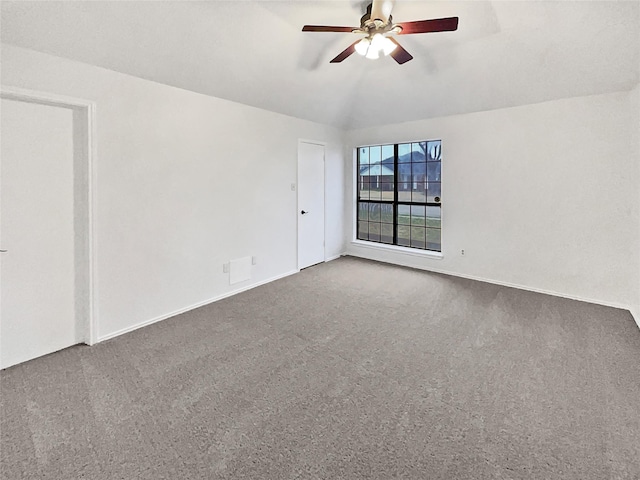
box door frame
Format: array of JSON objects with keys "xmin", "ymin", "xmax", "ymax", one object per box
[
  {"xmin": 1, "ymin": 86, "xmax": 98, "ymax": 346},
  {"xmin": 296, "ymin": 139, "xmax": 326, "ymax": 270}
]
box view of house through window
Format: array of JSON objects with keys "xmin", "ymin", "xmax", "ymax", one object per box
[{"xmin": 357, "ymin": 141, "xmax": 442, "ymax": 252}]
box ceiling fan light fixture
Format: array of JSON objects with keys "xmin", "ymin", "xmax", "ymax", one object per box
[
  {"xmin": 362, "ymin": 33, "xmax": 395, "ymax": 59},
  {"xmin": 365, "ymin": 46, "xmax": 380, "ymax": 60},
  {"xmin": 381, "ymin": 36, "xmax": 397, "ymax": 56},
  {"xmin": 370, "ymin": 33, "xmax": 385, "ymax": 52},
  {"xmin": 355, "ymin": 38, "xmax": 370, "ymax": 56}
]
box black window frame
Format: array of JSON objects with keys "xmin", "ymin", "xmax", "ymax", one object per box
[{"xmin": 356, "ymin": 140, "xmax": 442, "ymax": 252}]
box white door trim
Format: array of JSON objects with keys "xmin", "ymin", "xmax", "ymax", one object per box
[
  {"xmin": 1, "ymin": 85, "xmax": 98, "ymax": 346},
  {"xmin": 297, "ymin": 140, "xmax": 326, "ymax": 270}
]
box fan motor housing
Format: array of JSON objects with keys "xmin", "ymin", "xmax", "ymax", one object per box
[{"xmin": 361, "ymin": 3, "xmax": 392, "ymax": 30}]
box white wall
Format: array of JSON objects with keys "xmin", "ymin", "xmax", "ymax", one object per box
[
  {"xmin": 632, "ymin": 83, "xmax": 640, "ymax": 328},
  {"xmin": 1, "ymin": 44, "xmax": 345, "ymax": 341},
  {"xmin": 2, "ymin": 43, "xmax": 637, "ymax": 341},
  {"xmin": 346, "ymin": 89, "xmax": 640, "ymax": 321}
]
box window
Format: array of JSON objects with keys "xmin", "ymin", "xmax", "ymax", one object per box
[{"xmin": 356, "ymin": 140, "xmax": 442, "ymax": 252}]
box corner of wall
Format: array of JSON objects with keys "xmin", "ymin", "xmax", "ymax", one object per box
[{"xmin": 631, "ymin": 305, "xmax": 640, "ymax": 331}]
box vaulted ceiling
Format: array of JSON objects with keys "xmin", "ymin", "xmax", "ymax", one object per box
[{"xmin": 1, "ymin": 1, "xmax": 638, "ymax": 129}]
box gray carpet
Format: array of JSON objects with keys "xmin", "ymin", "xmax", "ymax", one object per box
[{"xmin": 2, "ymin": 256, "xmax": 639, "ymax": 479}]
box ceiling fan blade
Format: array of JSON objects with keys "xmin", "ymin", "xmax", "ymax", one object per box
[
  {"xmin": 397, "ymin": 17, "xmax": 459, "ymax": 35},
  {"xmin": 370, "ymin": 0, "xmax": 395, "ymax": 24},
  {"xmin": 388, "ymin": 38, "xmax": 413, "ymax": 64},
  {"xmin": 302, "ymin": 25, "xmax": 358, "ymax": 33},
  {"xmin": 330, "ymin": 40, "xmax": 361, "ymax": 63}
]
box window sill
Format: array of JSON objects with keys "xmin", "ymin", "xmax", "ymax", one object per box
[{"xmin": 350, "ymin": 240, "xmax": 444, "ymax": 260}]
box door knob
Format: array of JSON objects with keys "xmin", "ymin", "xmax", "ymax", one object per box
[{"xmin": 301, "ymin": 210, "xmax": 308, "ymax": 215}]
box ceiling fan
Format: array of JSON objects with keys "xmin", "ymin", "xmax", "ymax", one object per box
[{"xmin": 302, "ymin": 0, "xmax": 458, "ymax": 64}]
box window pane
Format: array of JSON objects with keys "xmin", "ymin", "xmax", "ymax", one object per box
[
  {"xmin": 398, "ymin": 164, "xmax": 410, "ymax": 186},
  {"xmin": 358, "ymin": 202, "xmax": 369, "ymax": 221},
  {"xmin": 357, "ymin": 221, "xmax": 369, "ymax": 240},
  {"xmin": 359, "ymin": 147, "xmax": 370, "ymax": 165},
  {"xmin": 381, "ymin": 223, "xmax": 393, "ymax": 244},
  {"xmin": 369, "ymin": 222, "xmax": 381, "ymax": 242},
  {"xmin": 411, "ymin": 226, "xmax": 426, "ymax": 249},
  {"xmin": 368, "ymin": 203, "xmax": 381, "ymax": 222},
  {"xmin": 398, "ymin": 143, "xmax": 411, "ymax": 163},
  {"xmin": 411, "ymin": 205, "xmax": 426, "ymax": 225},
  {"xmin": 427, "ymin": 182, "xmax": 441, "ymax": 203},
  {"xmin": 412, "ymin": 142, "xmax": 426, "ymax": 162},
  {"xmin": 380, "ymin": 183, "xmax": 394, "ymax": 201},
  {"xmin": 381, "ymin": 204, "xmax": 393, "ymax": 223},
  {"xmin": 426, "ymin": 206, "xmax": 441, "ymax": 228},
  {"xmin": 397, "ymin": 224, "xmax": 411, "ymax": 246},
  {"xmin": 370, "ymin": 145, "xmax": 381, "ymax": 164},
  {"xmin": 412, "ymin": 183, "xmax": 427, "ymax": 203},
  {"xmin": 411, "ymin": 161, "xmax": 426, "ymax": 182},
  {"xmin": 358, "ymin": 179, "xmax": 370, "ymax": 200},
  {"xmin": 427, "ymin": 228, "xmax": 441, "ymax": 251},
  {"xmin": 366, "ymin": 172, "xmax": 379, "ymax": 189},
  {"xmin": 369, "ymin": 187, "xmax": 381, "ymax": 201},
  {"xmin": 398, "ymin": 191, "xmax": 411, "ymax": 202},
  {"xmin": 427, "ymin": 162, "xmax": 441, "ymax": 182},
  {"xmin": 427, "ymin": 141, "xmax": 441, "ymax": 161},
  {"xmin": 397, "ymin": 205, "xmax": 410, "ymax": 225},
  {"xmin": 382, "ymin": 144, "xmax": 394, "ymax": 164}
]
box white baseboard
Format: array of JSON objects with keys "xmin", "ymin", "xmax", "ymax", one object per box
[
  {"xmin": 97, "ymin": 269, "xmax": 299, "ymax": 343},
  {"xmin": 95, "ymin": 255, "xmax": 640, "ymax": 343},
  {"xmin": 346, "ymin": 252, "xmax": 635, "ymax": 321}
]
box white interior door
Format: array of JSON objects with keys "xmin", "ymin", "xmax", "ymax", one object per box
[
  {"xmin": 1, "ymin": 98, "xmax": 78, "ymax": 369},
  {"xmin": 297, "ymin": 142, "xmax": 325, "ymax": 270}
]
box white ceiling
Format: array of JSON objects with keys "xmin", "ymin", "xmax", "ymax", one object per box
[{"xmin": 1, "ymin": 1, "xmax": 638, "ymax": 129}]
